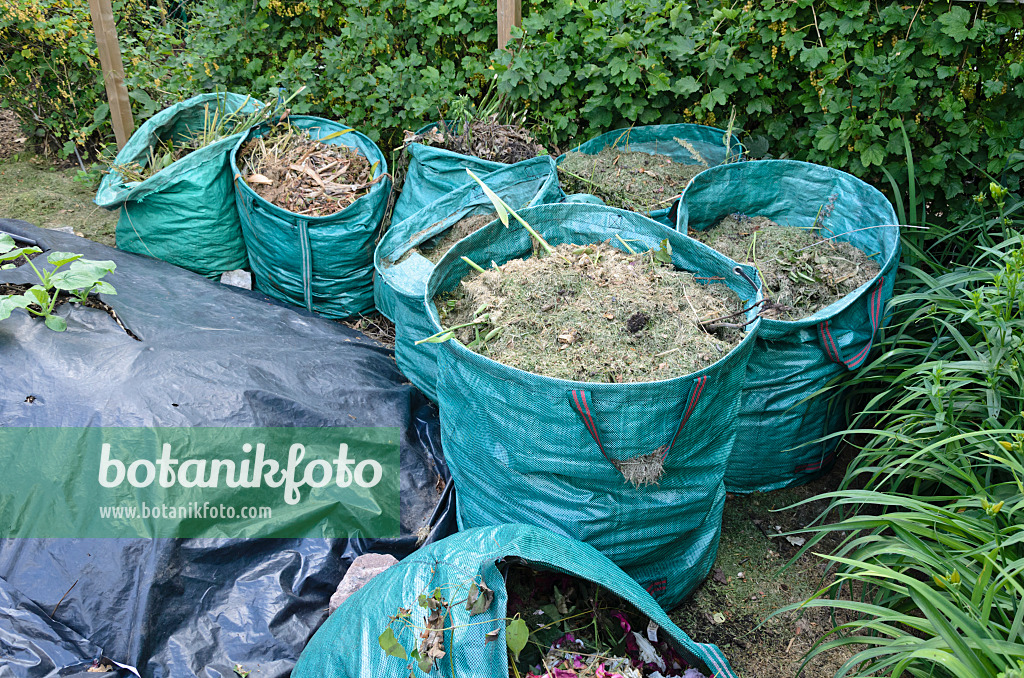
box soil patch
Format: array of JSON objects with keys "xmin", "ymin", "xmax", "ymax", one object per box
[
  {"xmin": 0, "ymin": 109, "xmax": 26, "ymax": 159},
  {"xmin": 0, "ymin": 156, "xmax": 118, "ymax": 245},
  {"xmin": 436, "ymin": 240, "xmax": 745, "ymax": 383},
  {"xmin": 405, "ymin": 212, "xmax": 496, "ymax": 264},
  {"xmin": 0, "ymin": 282, "xmax": 139, "ymax": 340},
  {"xmin": 506, "ymin": 563, "xmax": 709, "ymax": 677},
  {"xmin": 238, "ymin": 123, "xmax": 382, "ymax": 216},
  {"xmin": 690, "ymin": 215, "xmax": 879, "ymax": 321},
  {"xmin": 558, "ymin": 147, "xmax": 705, "ymax": 214},
  {"xmin": 413, "ymin": 119, "xmax": 544, "ymax": 164},
  {"xmin": 669, "ymin": 452, "xmax": 863, "ymax": 678}
]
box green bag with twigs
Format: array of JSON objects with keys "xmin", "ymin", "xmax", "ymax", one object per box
[
  {"xmin": 676, "ymin": 159, "xmax": 902, "ymax": 494},
  {"xmin": 556, "ymin": 123, "xmax": 743, "ymax": 227},
  {"xmin": 293, "ymin": 524, "xmax": 740, "ymax": 678},
  {"xmin": 95, "ymin": 92, "xmax": 272, "ymax": 279}
]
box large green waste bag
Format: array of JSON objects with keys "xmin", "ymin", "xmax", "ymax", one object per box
[
  {"xmin": 292, "ymin": 524, "xmax": 739, "ymax": 678},
  {"xmin": 676, "ymin": 159, "xmax": 901, "ymax": 493},
  {"xmin": 391, "ymin": 122, "xmax": 509, "ymax": 226},
  {"xmin": 423, "ymin": 203, "xmax": 764, "ymax": 608},
  {"xmin": 231, "ymin": 116, "xmax": 391, "ymax": 318},
  {"xmin": 95, "ymin": 92, "xmax": 264, "ymax": 279},
  {"xmin": 375, "ymin": 156, "xmax": 561, "ymax": 401},
  {"xmin": 557, "ymin": 124, "xmax": 743, "ymax": 227}
]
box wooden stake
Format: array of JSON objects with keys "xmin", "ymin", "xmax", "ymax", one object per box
[
  {"xmin": 88, "ymin": 0, "xmax": 134, "ymax": 149},
  {"xmin": 497, "ymin": 0, "xmax": 521, "ymax": 50}
]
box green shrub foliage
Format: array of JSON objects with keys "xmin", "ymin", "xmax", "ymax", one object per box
[{"xmin": 2, "ymin": 0, "xmax": 1022, "ymax": 221}]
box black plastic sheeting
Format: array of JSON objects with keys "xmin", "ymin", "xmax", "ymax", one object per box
[{"xmin": 0, "ymin": 219, "xmax": 455, "ymax": 677}]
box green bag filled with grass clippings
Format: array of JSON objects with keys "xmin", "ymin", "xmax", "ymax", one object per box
[
  {"xmin": 230, "ymin": 116, "xmax": 391, "ymax": 318},
  {"xmin": 375, "ymin": 156, "xmax": 561, "ymax": 401},
  {"xmin": 557, "ymin": 124, "xmax": 743, "ymax": 227},
  {"xmin": 677, "ymin": 159, "xmax": 901, "ymax": 494},
  {"xmin": 423, "ymin": 203, "xmax": 764, "ymax": 609},
  {"xmin": 95, "ymin": 92, "xmax": 266, "ymax": 279},
  {"xmin": 391, "ymin": 120, "xmax": 548, "ymax": 226},
  {"xmin": 293, "ymin": 524, "xmax": 739, "ymax": 678}
]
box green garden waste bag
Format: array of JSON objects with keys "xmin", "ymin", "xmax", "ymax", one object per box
[
  {"xmin": 677, "ymin": 159, "xmax": 901, "ymax": 494},
  {"xmin": 95, "ymin": 92, "xmax": 265, "ymax": 279},
  {"xmin": 391, "ymin": 122, "xmax": 508, "ymax": 226},
  {"xmin": 375, "ymin": 156, "xmax": 561, "ymax": 401},
  {"xmin": 424, "ymin": 203, "xmax": 764, "ymax": 609},
  {"xmin": 292, "ymin": 524, "xmax": 739, "ymax": 678},
  {"xmin": 230, "ymin": 116, "xmax": 390, "ymax": 319},
  {"xmin": 557, "ymin": 124, "xmax": 743, "ymax": 227}
]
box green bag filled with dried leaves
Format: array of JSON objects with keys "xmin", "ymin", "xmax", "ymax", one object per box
[
  {"xmin": 293, "ymin": 524, "xmax": 739, "ymax": 678},
  {"xmin": 676, "ymin": 159, "xmax": 901, "ymax": 494},
  {"xmin": 391, "ymin": 120, "xmax": 547, "ymax": 227},
  {"xmin": 231, "ymin": 116, "xmax": 391, "ymax": 318},
  {"xmin": 556, "ymin": 124, "xmax": 743, "ymax": 227},
  {"xmin": 422, "ymin": 202, "xmax": 763, "ymax": 609},
  {"xmin": 95, "ymin": 92, "xmax": 266, "ymax": 279},
  {"xmin": 374, "ymin": 156, "xmax": 562, "ymax": 401}
]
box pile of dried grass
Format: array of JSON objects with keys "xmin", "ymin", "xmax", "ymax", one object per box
[
  {"xmin": 436, "ymin": 240, "xmax": 745, "ymax": 384},
  {"xmin": 690, "ymin": 215, "xmax": 880, "ymax": 320}
]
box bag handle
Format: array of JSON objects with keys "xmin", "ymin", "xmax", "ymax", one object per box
[
  {"xmin": 817, "ymin": 276, "xmax": 885, "ymax": 371},
  {"xmin": 567, "ymin": 376, "xmax": 709, "ymax": 472},
  {"xmin": 298, "ymin": 219, "xmax": 314, "ymax": 312}
]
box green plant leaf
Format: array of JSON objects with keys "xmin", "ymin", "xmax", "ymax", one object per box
[
  {"xmin": 91, "ymin": 281, "xmax": 117, "ymax": 295},
  {"xmin": 0, "ymin": 295, "xmax": 32, "ymax": 320},
  {"xmin": 46, "ymin": 251, "xmax": 83, "ymax": 267},
  {"xmin": 0, "ymin": 233, "xmax": 14, "ymax": 254},
  {"xmin": 44, "ymin": 315, "xmax": 67, "ymax": 332},
  {"xmin": 0, "ymin": 246, "xmax": 42, "ymax": 263},
  {"xmin": 506, "ymin": 617, "xmax": 528, "ymax": 661},
  {"xmin": 377, "ymin": 627, "xmax": 408, "ymax": 660},
  {"xmin": 466, "ymin": 169, "xmax": 509, "ymax": 226},
  {"xmin": 25, "ymin": 286, "xmax": 50, "ymax": 307}
]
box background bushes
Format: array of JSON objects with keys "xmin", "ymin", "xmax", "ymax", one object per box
[{"xmin": 2, "ymin": 0, "xmax": 1023, "ymax": 222}]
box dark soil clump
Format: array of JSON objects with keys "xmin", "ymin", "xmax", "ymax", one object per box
[
  {"xmin": 411, "ymin": 212, "xmax": 496, "ymax": 264},
  {"xmin": 418, "ymin": 119, "xmax": 544, "ymax": 164},
  {"xmin": 558, "ymin": 146, "xmax": 705, "ymax": 214},
  {"xmin": 436, "ymin": 240, "xmax": 745, "ymax": 383},
  {"xmin": 689, "ymin": 214, "xmax": 880, "ymax": 321}
]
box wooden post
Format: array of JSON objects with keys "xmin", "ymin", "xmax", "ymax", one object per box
[
  {"xmin": 497, "ymin": 0, "xmax": 521, "ymax": 50},
  {"xmin": 88, "ymin": 0, "xmax": 134, "ymax": 149}
]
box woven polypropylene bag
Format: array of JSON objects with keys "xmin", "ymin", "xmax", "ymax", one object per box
[
  {"xmin": 375, "ymin": 156, "xmax": 562, "ymax": 401},
  {"xmin": 677, "ymin": 159, "xmax": 901, "ymax": 493},
  {"xmin": 390, "ymin": 122, "xmax": 509, "ymax": 227},
  {"xmin": 230, "ymin": 116, "xmax": 391, "ymax": 318},
  {"xmin": 424, "ymin": 203, "xmax": 763, "ymax": 609},
  {"xmin": 557, "ymin": 123, "xmax": 743, "ymax": 227},
  {"xmin": 292, "ymin": 524, "xmax": 739, "ymax": 678},
  {"xmin": 95, "ymin": 92, "xmax": 265, "ymax": 279}
]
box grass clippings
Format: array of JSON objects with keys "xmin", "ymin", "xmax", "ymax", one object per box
[
  {"xmin": 506, "ymin": 563, "xmax": 708, "ymax": 677},
  {"xmin": 0, "ymin": 155, "xmax": 118, "ymax": 245},
  {"xmin": 436, "ymin": 240, "xmax": 745, "ymax": 384},
  {"xmin": 239, "ymin": 123, "xmax": 382, "ymax": 217},
  {"xmin": 689, "ymin": 214, "xmax": 880, "ymax": 321},
  {"xmin": 412, "ymin": 118, "xmax": 544, "ymax": 164},
  {"xmin": 405, "ymin": 211, "xmax": 496, "ymax": 264},
  {"xmin": 558, "ymin": 146, "xmax": 705, "ymax": 214}
]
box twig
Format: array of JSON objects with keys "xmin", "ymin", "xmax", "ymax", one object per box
[{"xmin": 51, "ymin": 579, "xmax": 79, "ymax": 618}]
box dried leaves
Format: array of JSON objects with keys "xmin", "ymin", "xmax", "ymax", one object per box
[{"xmin": 239, "ymin": 124, "xmax": 383, "ymax": 217}]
